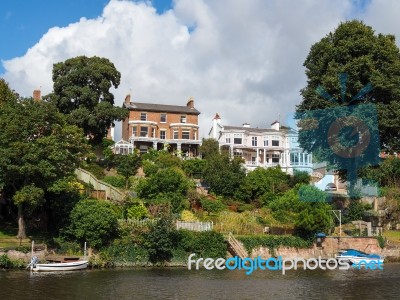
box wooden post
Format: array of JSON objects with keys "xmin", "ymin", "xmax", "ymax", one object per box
[{"xmin": 31, "ymin": 240, "xmax": 34, "ymax": 259}]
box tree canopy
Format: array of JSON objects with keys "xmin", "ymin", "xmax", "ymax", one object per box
[
  {"xmin": 48, "ymin": 56, "xmax": 128, "ymax": 144},
  {"xmin": 296, "ymin": 20, "xmax": 400, "ymax": 183},
  {"xmin": 0, "ymin": 99, "xmax": 88, "ymax": 238}
]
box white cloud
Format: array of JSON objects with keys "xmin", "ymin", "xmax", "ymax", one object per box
[{"xmin": 3, "ymin": 0, "xmax": 395, "ymax": 140}]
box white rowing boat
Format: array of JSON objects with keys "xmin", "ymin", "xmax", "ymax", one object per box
[{"xmin": 28, "ymin": 257, "xmax": 88, "ymax": 272}]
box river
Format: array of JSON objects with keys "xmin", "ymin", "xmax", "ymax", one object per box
[{"xmin": 1, "ymin": 264, "xmax": 399, "ymax": 299}]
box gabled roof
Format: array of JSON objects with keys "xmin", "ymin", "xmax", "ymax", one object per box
[{"xmin": 123, "ymin": 102, "xmax": 200, "ymax": 115}]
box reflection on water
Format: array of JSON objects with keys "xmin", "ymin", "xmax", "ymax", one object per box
[{"xmin": 1, "ymin": 264, "xmax": 399, "ymax": 300}]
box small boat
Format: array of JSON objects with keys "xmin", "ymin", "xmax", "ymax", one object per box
[
  {"xmin": 27, "ymin": 241, "xmax": 88, "ymax": 272},
  {"xmin": 27, "ymin": 256, "xmax": 88, "ymax": 272},
  {"xmin": 336, "ymin": 249, "xmax": 384, "ymax": 265}
]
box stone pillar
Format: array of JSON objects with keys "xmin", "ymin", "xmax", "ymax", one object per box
[
  {"xmin": 263, "ymin": 149, "xmax": 266, "ymax": 167},
  {"xmin": 177, "ymin": 143, "xmax": 182, "ymax": 157},
  {"xmin": 256, "ymin": 148, "xmax": 260, "ymax": 166},
  {"xmin": 153, "ymin": 141, "xmax": 157, "ymax": 149}
]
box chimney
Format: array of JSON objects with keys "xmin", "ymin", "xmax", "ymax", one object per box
[
  {"xmin": 243, "ymin": 123, "xmax": 250, "ymax": 128},
  {"xmin": 271, "ymin": 120, "xmax": 280, "ymax": 131},
  {"xmin": 187, "ymin": 97, "xmax": 194, "ymax": 109},
  {"xmin": 212, "ymin": 113, "xmax": 221, "ymax": 139},
  {"xmin": 124, "ymin": 94, "xmax": 131, "ymax": 104},
  {"xmin": 33, "ymin": 89, "xmax": 41, "ymax": 101}
]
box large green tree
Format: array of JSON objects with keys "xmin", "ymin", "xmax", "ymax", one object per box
[
  {"xmin": 48, "ymin": 56, "xmax": 128, "ymax": 144},
  {"xmin": 0, "ymin": 78, "xmax": 18, "ymax": 105},
  {"xmin": 0, "ymin": 99, "xmax": 88, "ymax": 238},
  {"xmin": 296, "ymin": 20, "xmax": 400, "ymax": 183},
  {"xmin": 235, "ymin": 167, "xmax": 290, "ymax": 204},
  {"xmin": 202, "ymin": 154, "xmax": 245, "ymax": 198}
]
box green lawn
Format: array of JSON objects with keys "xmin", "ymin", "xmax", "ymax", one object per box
[
  {"xmin": 383, "ymin": 230, "xmax": 400, "ymax": 244},
  {"xmin": 0, "ymin": 225, "xmax": 32, "ymax": 248}
]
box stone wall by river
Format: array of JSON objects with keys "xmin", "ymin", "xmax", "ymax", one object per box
[{"xmin": 249, "ymin": 237, "xmax": 400, "ymax": 259}]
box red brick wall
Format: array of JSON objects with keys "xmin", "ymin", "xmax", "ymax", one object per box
[{"xmin": 124, "ymin": 110, "xmax": 199, "ymax": 140}]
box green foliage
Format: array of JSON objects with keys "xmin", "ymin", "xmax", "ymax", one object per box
[
  {"xmin": 360, "ymin": 158, "xmax": 400, "ymax": 187},
  {"xmin": 295, "ymin": 202, "xmax": 333, "ymax": 238},
  {"xmin": 202, "ymin": 154, "xmax": 245, "ymax": 197},
  {"xmin": 177, "ymin": 230, "xmax": 226, "ymax": 258},
  {"xmin": 48, "ymin": 56, "xmax": 128, "ymax": 144},
  {"xmin": 290, "ymin": 170, "xmax": 311, "ymax": 187},
  {"xmin": 12, "ymin": 184, "xmax": 44, "ymax": 208},
  {"xmin": 0, "ymin": 98, "xmax": 89, "ymax": 238},
  {"xmin": 137, "ymin": 168, "xmax": 192, "ymax": 214},
  {"xmin": 53, "ymin": 237, "xmax": 83, "ymax": 255},
  {"xmin": 268, "ymin": 189, "xmax": 304, "ymax": 223},
  {"xmin": 376, "ymin": 235, "xmax": 385, "ymax": 249},
  {"xmin": 180, "ymin": 210, "xmax": 198, "ymax": 221},
  {"xmin": 236, "ymin": 167, "xmax": 290, "ymax": 204},
  {"xmin": 0, "ymin": 254, "xmax": 11, "ymax": 269},
  {"xmin": 297, "ymin": 20, "xmax": 400, "ymax": 152},
  {"xmin": 102, "ymin": 175, "xmax": 125, "ymax": 188},
  {"xmin": 238, "ymin": 235, "xmax": 312, "ymax": 254},
  {"xmin": 99, "ymin": 240, "xmax": 148, "ymax": 266},
  {"xmin": 342, "ymin": 200, "xmax": 372, "ymax": 223},
  {"xmin": 142, "ymin": 160, "xmax": 159, "ymax": 177},
  {"xmin": 200, "ymin": 198, "xmax": 226, "ymax": 214},
  {"xmin": 115, "ymin": 153, "xmax": 141, "ymax": 188},
  {"xmin": 82, "ymin": 162, "xmax": 105, "ymax": 179},
  {"xmin": 127, "ymin": 203, "xmax": 148, "ymax": 220},
  {"xmin": 144, "ymin": 217, "xmax": 177, "ymax": 264},
  {"xmin": 199, "ymin": 138, "xmax": 220, "ymax": 159},
  {"xmin": 66, "ymin": 199, "xmax": 119, "ymax": 249},
  {"xmin": 298, "ymin": 185, "xmax": 328, "ymax": 202},
  {"xmin": 0, "ymin": 78, "xmax": 18, "ymax": 105},
  {"xmin": 182, "ymin": 159, "xmax": 206, "ymax": 178}
]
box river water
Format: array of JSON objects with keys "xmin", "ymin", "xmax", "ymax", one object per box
[{"xmin": 1, "ymin": 264, "xmax": 399, "ymax": 300}]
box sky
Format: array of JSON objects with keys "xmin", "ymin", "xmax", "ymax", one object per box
[{"xmin": 1, "ymin": 0, "xmax": 400, "ymax": 140}]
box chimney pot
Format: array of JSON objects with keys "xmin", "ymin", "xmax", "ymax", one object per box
[
  {"xmin": 187, "ymin": 97, "xmax": 194, "ymax": 109},
  {"xmin": 33, "ymin": 89, "xmax": 41, "ymax": 101},
  {"xmin": 125, "ymin": 94, "xmax": 131, "ymax": 104}
]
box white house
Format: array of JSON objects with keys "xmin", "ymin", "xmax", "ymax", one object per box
[{"xmin": 208, "ymin": 113, "xmax": 313, "ymax": 174}]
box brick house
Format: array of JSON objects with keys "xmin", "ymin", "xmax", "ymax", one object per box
[{"xmin": 120, "ymin": 95, "xmax": 201, "ymax": 157}]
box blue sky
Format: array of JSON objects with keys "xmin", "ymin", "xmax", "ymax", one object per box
[{"xmin": 0, "ymin": 0, "xmax": 172, "ymax": 73}]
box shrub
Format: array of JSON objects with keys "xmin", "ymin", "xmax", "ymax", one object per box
[
  {"xmin": 144, "ymin": 217, "xmax": 177, "ymax": 264},
  {"xmin": 201, "ymin": 198, "xmax": 226, "ymax": 214},
  {"xmin": 177, "ymin": 230, "xmax": 226, "ymax": 258},
  {"xmin": 180, "ymin": 210, "xmax": 198, "ymax": 221},
  {"xmin": 102, "ymin": 175, "xmax": 125, "ymax": 188},
  {"xmin": 127, "ymin": 203, "xmax": 148, "ymax": 220},
  {"xmin": 0, "ymin": 254, "xmax": 11, "ymax": 269},
  {"xmin": 66, "ymin": 199, "xmax": 119, "ymax": 249},
  {"xmin": 83, "ymin": 162, "xmax": 105, "ymax": 179}
]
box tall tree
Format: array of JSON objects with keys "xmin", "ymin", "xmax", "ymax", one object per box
[
  {"xmin": 0, "ymin": 99, "xmax": 88, "ymax": 238},
  {"xmin": 115, "ymin": 153, "xmax": 141, "ymax": 188},
  {"xmin": 296, "ymin": 20, "xmax": 400, "ymax": 183},
  {"xmin": 202, "ymin": 154, "xmax": 245, "ymax": 197},
  {"xmin": 48, "ymin": 56, "xmax": 128, "ymax": 144},
  {"xmin": 0, "ymin": 78, "xmax": 18, "ymax": 105}
]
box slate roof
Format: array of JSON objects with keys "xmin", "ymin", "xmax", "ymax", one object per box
[
  {"xmin": 223, "ymin": 125, "xmax": 297, "ymax": 134},
  {"xmin": 124, "ymin": 102, "xmax": 200, "ymax": 115}
]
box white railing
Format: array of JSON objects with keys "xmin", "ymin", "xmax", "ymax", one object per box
[{"xmin": 176, "ymin": 221, "xmax": 213, "ymax": 231}]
